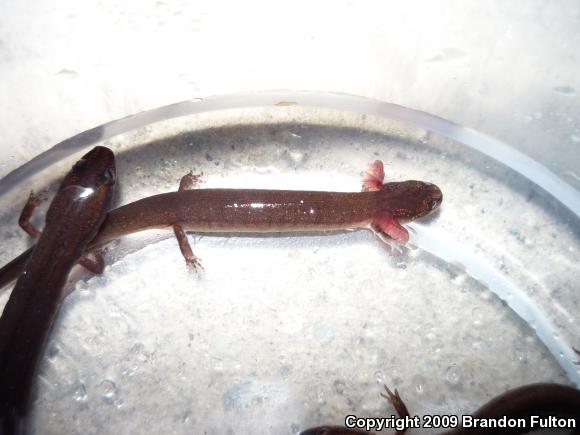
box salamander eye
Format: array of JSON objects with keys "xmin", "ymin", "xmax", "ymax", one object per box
[
  {"xmin": 101, "ymin": 167, "xmax": 116, "ymax": 186},
  {"xmin": 428, "ymin": 197, "xmax": 440, "ymax": 210}
]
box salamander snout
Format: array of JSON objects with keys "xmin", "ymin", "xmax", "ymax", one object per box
[{"xmin": 424, "ymin": 182, "xmax": 443, "ymax": 211}]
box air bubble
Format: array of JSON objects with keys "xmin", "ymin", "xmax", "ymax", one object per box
[
  {"xmin": 213, "ymin": 358, "xmax": 224, "ymax": 372},
  {"xmin": 445, "ymin": 364, "xmax": 461, "ymax": 386},
  {"xmin": 412, "ymin": 375, "xmax": 426, "ymax": 394},
  {"xmin": 72, "ymin": 383, "xmax": 87, "ymax": 402},
  {"xmin": 100, "ymin": 379, "xmax": 118, "ymax": 401},
  {"xmin": 375, "ymin": 370, "xmax": 385, "ymax": 383}
]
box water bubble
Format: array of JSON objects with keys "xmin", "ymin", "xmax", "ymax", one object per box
[
  {"xmin": 480, "ymin": 290, "xmax": 492, "ymax": 301},
  {"xmin": 72, "ymin": 383, "xmax": 87, "ymax": 402},
  {"xmin": 213, "ymin": 358, "xmax": 224, "ymax": 372},
  {"xmin": 131, "ymin": 343, "xmax": 149, "ymax": 362},
  {"xmin": 417, "ymin": 130, "xmax": 431, "ymax": 143},
  {"xmin": 395, "ymin": 261, "xmax": 407, "ymax": 269},
  {"xmin": 131, "ymin": 343, "xmax": 145, "ymax": 355},
  {"xmin": 279, "ymin": 363, "xmax": 291, "ymax": 377},
  {"xmin": 100, "ymin": 379, "xmax": 118, "ymax": 402},
  {"xmin": 412, "ymin": 375, "xmax": 425, "ymax": 394},
  {"xmin": 333, "ymin": 379, "xmax": 346, "ymax": 395},
  {"xmin": 46, "ymin": 345, "xmax": 60, "ymax": 360},
  {"xmin": 445, "ymin": 364, "xmax": 461, "ymax": 386},
  {"xmin": 121, "ymin": 366, "xmax": 138, "ymax": 377},
  {"xmin": 316, "ymin": 389, "xmax": 326, "ymax": 402},
  {"xmin": 288, "ymin": 150, "xmax": 304, "ymax": 164},
  {"xmin": 76, "ymin": 280, "xmax": 89, "ymax": 292}
]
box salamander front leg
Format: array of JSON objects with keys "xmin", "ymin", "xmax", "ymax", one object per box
[
  {"xmin": 18, "ymin": 191, "xmax": 44, "ymax": 240},
  {"xmin": 173, "ymin": 172, "xmax": 205, "ymax": 271},
  {"xmin": 18, "ymin": 191, "xmax": 106, "ymax": 276},
  {"xmin": 362, "ymin": 160, "xmax": 385, "ymax": 192},
  {"xmin": 370, "ymin": 210, "xmax": 409, "ymax": 245}
]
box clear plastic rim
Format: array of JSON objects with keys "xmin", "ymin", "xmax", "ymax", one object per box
[{"xmin": 1, "ymin": 90, "xmax": 579, "ymax": 217}]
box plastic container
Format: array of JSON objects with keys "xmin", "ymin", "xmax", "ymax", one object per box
[{"xmin": 0, "ymin": 91, "xmax": 579, "ymax": 434}]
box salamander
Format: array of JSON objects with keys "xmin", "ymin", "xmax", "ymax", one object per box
[
  {"xmin": 0, "ymin": 146, "xmax": 116, "ymax": 434},
  {"xmin": 0, "ymin": 160, "xmax": 443, "ymax": 285}
]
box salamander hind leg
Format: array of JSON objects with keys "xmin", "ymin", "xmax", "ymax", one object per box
[
  {"xmin": 18, "ymin": 191, "xmax": 45, "ymax": 240},
  {"xmin": 173, "ymin": 171, "xmax": 205, "ymax": 272},
  {"xmin": 362, "ymin": 160, "xmax": 385, "ymax": 192},
  {"xmin": 380, "ymin": 385, "xmax": 410, "ymax": 435},
  {"xmin": 173, "ymin": 225, "xmax": 204, "ymax": 272},
  {"xmin": 77, "ymin": 249, "xmax": 107, "ymax": 274}
]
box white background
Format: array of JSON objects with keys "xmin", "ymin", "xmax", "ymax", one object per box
[{"xmin": 0, "ymin": 0, "xmax": 579, "ymax": 184}]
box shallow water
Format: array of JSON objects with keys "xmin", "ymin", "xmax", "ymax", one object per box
[{"xmin": 0, "ymin": 94, "xmax": 578, "ymax": 434}]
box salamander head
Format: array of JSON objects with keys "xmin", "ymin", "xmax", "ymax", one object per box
[
  {"xmin": 45, "ymin": 146, "xmax": 116, "ymax": 236},
  {"xmin": 377, "ymin": 180, "xmax": 442, "ymax": 223},
  {"xmin": 64, "ymin": 146, "xmax": 117, "ymax": 192}
]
